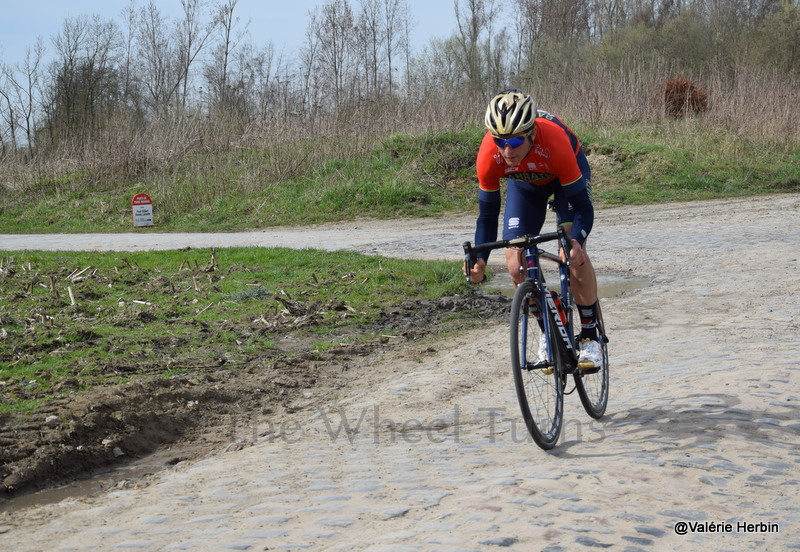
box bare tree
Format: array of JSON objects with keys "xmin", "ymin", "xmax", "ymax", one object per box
[
  {"xmin": 538, "ymin": 0, "xmax": 591, "ymax": 40},
  {"xmin": 136, "ymin": 2, "xmax": 180, "ymax": 115},
  {"xmin": 513, "ymin": 0, "xmax": 543, "ymax": 70},
  {"xmin": 486, "ymin": 27, "xmax": 512, "ymax": 92},
  {"xmin": 352, "ymin": 0, "xmax": 414, "ymax": 97},
  {"xmin": 119, "ymin": 1, "xmax": 142, "ymax": 110},
  {"xmin": 357, "ymin": 0, "xmax": 385, "ymax": 95},
  {"xmin": 0, "ymin": 66, "xmax": 20, "ymax": 154},
  {"xmin": 311, "ymin": 0, "xmax": 357, "ymax": 110},
  {"xmin": 244, "ymin": 43, "xmax": 281, "ymax": 122},
  {"xmin": 45, "ymin": 16, "xmax": 89, "ymax": 142},
  {"xmin": 452, "ymin": 0, "xmax": 498, "ymax": 99},
  {"xmin": 2, "ymin": 40, "xmax": 47, "ymax": 155},
  {"xmin": 298, "ymin": 23, "xmax": 322, "ymax": 119},
  {"xmin": 175, "ymin": 0, "xmax": 217, "ymax": 110},
  {"xmin": 399, "ymin": 6, "xmax": 414, "ymax": 97},
  {"xmin": 383, "ymin": 0, "xmax": 413, "ymax": 95},
  {"xmin": 589, "ymin": 0, "xmax": 628, "ymax": 37},
  {"xmin": 45, "ymin": 15, "xmax": 122, "ymax": 145},
  {"xmin": 206, "ymin": 4, "xmax": 231, "ymax": 107},
  {"xmin": 205, "ymin": 0, "xmax": 256, "ymax": 115}
]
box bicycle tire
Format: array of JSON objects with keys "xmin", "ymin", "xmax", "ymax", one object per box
[
  {"xmin": 573, "ymin": 301, "xmax": 609, "ymax": 419},
  {"xmin": 510, "ymin": 280, "xmax": 564, "ymax": 449}
]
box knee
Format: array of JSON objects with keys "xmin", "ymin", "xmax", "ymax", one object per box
[
  {"xmin": 570, "ymin": 259, "xmax": 594, "ymax": 280},
  {"xmin": 505, "ymin": 249, "xmax": 525, "ymax": 285},
  {"xmin": 508, "ymin": 267, "xmax": 525, "ymax": 286}
]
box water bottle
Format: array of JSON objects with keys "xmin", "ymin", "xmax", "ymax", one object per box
[{"xmin": 550, "ymin": 290, "xmax": 567, "ymax": 326}]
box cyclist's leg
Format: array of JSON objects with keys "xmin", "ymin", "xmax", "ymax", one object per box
[
  {"xmin": 554, "ymin": 155, "xmax": 603, "ymax": 368},
  {"xmin": 504, "ymin": 248, "xmax": 527, "ymax": 287},
  {"xmin": 503, "ymin": 179, "xmax": 550, "ymax": 286},
  {"xmin": 561, "ymin": 230, "xmax": 598, "ymax": 306},
  {"xmin": 553, "ymin": 153, "xmax": 598, "ymax": 306}
]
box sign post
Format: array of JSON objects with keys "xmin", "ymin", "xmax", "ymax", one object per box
[{"xmin": 131, "ymin": 194, "xmax": 154, "ymax": 227}]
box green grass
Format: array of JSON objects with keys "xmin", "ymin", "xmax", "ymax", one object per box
[
  {"xmin": 0, "ymin": 247, "xmax": 470, "ymax": 413},
  {"xmin": 577, "ymin": 122, "xmax": 799, "ymax": 204}
]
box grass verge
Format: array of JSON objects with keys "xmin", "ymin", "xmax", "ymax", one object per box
[
  {"xmin": 579, "ymin": 121, "xmax": 800, "ymax": 204},
  {"xmin": 0, "ymin": 247, "xmax": 469, "ymax": 414},
  {"xmin": 2, "ymin": 121, "xmax": 795, "ymax": 234}
]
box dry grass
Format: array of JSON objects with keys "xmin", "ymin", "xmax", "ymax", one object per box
[{"xmin": 0, "ymin": 62, "xmax": 796, "ymax": 196}]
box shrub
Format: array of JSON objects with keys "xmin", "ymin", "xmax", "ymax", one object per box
[{"xmin": 664, "ymin": 75, "xmax": 709, "ymax": 117}]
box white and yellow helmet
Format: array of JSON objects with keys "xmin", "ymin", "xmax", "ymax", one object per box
[{"xmin": 484, "ymin": 90, "xmax": 537, "ymax": 137}]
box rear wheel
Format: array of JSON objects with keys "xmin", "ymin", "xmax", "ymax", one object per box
[
  {"xmin": 510, "ymin": 280, "xmax": 564, "ymax": 449},
  {"xmin": 573, "ymin": 301, "xmax": 609, "ymax": 419}
]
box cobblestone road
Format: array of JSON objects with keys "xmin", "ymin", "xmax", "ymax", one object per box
[{"xmin": 1, "ymin": 195, "xmax": 799, "ymax": 551}]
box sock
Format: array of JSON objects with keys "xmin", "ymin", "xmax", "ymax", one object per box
[{"xmin": 577, "ymin": 301, "xmax": 599, "ymax": 340}]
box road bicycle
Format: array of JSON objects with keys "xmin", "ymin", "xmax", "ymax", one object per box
[{"xmin": 463, "ymin": 227, "xmax": 609, "ymax": 449}]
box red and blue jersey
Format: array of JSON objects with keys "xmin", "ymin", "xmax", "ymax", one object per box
[{"xmin": 476, "ymin": 110, "xmax": 583, "ymax": 192}]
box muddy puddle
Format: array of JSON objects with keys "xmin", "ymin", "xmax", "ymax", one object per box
[
  {"xmin": 482, "ymin": 272, "xmax": 650, "ymax": 299},
  {"xmin": 0, "ymin": 447, "xmax": 191, "ymax": 514}
]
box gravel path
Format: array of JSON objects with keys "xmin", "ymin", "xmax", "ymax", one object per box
[
  {"xmin": 1, "ymin": 194, "xmax": 799, "ymax": 551},
  {"xmin": 0, "ymin": 217, "xmax": 473, "ymax": 260}
]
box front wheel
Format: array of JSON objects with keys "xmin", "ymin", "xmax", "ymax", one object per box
[
  {"xmin": 573, "ymin": 301, "xmax": 609, "ymax": 419},
  {"xmin": 510, "ymin": 280, "xmax": 564, "ymax": 449}
]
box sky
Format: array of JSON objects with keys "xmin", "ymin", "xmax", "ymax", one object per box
[{"xmin": 0, "ymin": 0, "xmax": 458, "ymax": 67}]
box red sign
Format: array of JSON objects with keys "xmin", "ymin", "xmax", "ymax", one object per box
[
  {"xmin": 132, "ymin": 194, "xmax": 154, "ymax": 227},
  {"xmin": 132, "ymin": 194, "xmax": 152, "ymax": 206}
]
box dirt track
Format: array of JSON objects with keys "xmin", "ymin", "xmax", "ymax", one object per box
[{"xmin": 1, "ymin": 194, "xmax": 799, "ymax": 551}]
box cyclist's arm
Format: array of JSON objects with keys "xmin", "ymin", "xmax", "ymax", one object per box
[
  {"xmin": 561, "ymin": 177, "xmax": 594, "ymax": 246},
  {"xmin": 474, "ymin": 134, "xmax": 503, "ymax": 261},
  {"xmin": 475, "ymin": 188, "xmax": 501, "ymax": 261},
  {"xmin": 541, "ymin": 123, "xmax": 593, "ymax": 245}
]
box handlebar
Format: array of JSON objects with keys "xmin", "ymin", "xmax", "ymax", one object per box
[{"xmin": 463, "ymin": 227, "xmax": 572, "ymax": 283}]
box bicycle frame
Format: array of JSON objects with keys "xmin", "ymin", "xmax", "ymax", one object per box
[
  {"xmin": 463, "ymin": 227, "xmax": 578, "ymax": 371},
  {"xmin": 524, "ymin": 244, "xmax": 578, "ymax": 372}
]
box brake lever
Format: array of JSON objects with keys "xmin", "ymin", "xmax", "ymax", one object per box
[
  {"xmin": 557, "ymin": 227, "xmax": 572, "ymax": 267},
  {"xmin": 462, "ymin": 241, "xmax": 476, "ymax": 283}
]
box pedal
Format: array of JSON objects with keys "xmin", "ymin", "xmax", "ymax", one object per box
[
  {"xmin": 527, "ymin": 361, "xmax": 553, "ymax": 374},
  {"xmin": 578, "ymin": 361, "xmax": 601, "ymax": 374}
]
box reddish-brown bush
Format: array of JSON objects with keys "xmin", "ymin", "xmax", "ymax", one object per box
[{"xmin": 664, "ymin": 75, "xmax": 709, "ymax": 117}]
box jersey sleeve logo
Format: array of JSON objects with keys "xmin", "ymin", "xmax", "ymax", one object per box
[{"xmin": 534, "ymin": 145, "xmax": 550, "ymax": 158}]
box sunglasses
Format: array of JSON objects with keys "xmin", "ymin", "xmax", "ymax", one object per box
[{"xmin": 493, "ymin": 135, "xmax": 528, "ymax": 149}]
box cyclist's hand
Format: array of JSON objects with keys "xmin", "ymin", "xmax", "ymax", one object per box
[
  {"xmin": 569, "ymin": 239, "xmax": 587, "ymax": 266},
  {"xmin": 465, "ymin": 258, "xmax": 487, "ymax": 283}
]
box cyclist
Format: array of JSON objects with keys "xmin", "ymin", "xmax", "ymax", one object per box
[{"xmin": 464, "ymin": 89, "xmax": 602, "ymax": 369}]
